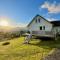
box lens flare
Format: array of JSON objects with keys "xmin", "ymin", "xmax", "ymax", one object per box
[{"xmin": 0, "ymin": 20, "xmax": 9, "ymax": 26}]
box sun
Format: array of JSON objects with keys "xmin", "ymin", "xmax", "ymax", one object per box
[{"xmin": 0, "ymin": 20, "xmax": 9, "ymax": 26}]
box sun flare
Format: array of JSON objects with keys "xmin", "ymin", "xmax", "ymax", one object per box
[{"xmin": 0, "ymin": 20, "xmax": 9, "ymax": 26}]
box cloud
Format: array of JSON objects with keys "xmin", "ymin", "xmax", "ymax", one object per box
[
  {"xmin": 41, "ymin": 1, "xmax": 60, "ymax": 13},
  {"xmin": 46, "ymin": 18, "xmax": 58, "ymax": 21}
]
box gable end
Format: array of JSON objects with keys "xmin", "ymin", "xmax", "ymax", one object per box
[{"xmin": 27, "ymin": 14, "xmax": 52, "ymax": 27}]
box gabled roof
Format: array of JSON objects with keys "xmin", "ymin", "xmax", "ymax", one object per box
[
  {"xmin": 27, "ymin": 14, "xmax": 52, "ymax": 27},
  {"xmin": 51, "ymin": 21, "xmax": 60, "ymax": 26}
]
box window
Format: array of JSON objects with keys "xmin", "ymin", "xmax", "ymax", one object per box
[
  {"xmin": 40, "ymin": 26, "xmax": 42, "ymax": 30},
  {"xmin": 38, "ymin": 18, "xmax": 40, "ymax": 23},
  {"xmin": 36, "ymin": 18, "xmax": 40, "ymax": 23},
  {"xmin": 43, "ymin": 26, "xmax": 45, "ymax": 30},
  {"xmin": 35, "ymin": 19, "xmax": 37, "ymax": 23}
]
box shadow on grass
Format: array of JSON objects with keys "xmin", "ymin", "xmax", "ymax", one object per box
[
  {"xmin": 2, "ymin": 42, "xmax": 10, "ymax": 46},
  {"xmin": 35, "ymin": 37, "xmax": 53, "ymax": 41},
  {"xmin": 29, "ymin": 37, "xmax": 60, "ymax": 49}
]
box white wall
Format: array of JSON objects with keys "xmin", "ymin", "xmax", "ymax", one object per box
[
  {"xmin": 28, "ymin": 16, "xmax": 53, "ymax": 32},
  {"xmin": 53, "ymin": 26, "xmax": 60, "ymax": 33}
]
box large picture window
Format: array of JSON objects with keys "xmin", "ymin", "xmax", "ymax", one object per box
[{"xmin": 39, "ymin": 26, "xmax": 45, "ymax": 30}]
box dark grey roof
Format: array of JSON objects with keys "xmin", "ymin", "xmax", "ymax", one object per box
[{"xmin": 51, "ymin": 21, "xmax": 60, "ymax": 26}]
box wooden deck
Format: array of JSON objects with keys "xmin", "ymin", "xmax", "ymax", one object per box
[{"xmin": 32, "ymin": 31, "xmax": 55, "ymax": 38}]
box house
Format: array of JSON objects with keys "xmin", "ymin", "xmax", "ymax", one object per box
[
  {"xmin": 51, "ymin": 21, "xmax": 60, "ymax": 34},
  {"xmin": 27, "ymin": 14, "xmax": 60, "ymax": 38}
]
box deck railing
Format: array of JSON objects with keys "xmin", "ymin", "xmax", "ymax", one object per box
[{"xmin": 32, "ymin": 31, "xmax": 54, "ymax": 36}]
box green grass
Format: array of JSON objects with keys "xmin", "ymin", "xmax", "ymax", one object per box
[{"xmin": 0, "ymin": 37, "xmax": 60, "ymax": 60}]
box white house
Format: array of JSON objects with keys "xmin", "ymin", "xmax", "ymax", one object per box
[{"xmin": 27, "ymin": 15, "xmax": 60, "ymax": 38}]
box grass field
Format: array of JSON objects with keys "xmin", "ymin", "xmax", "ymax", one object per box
[{"xmin": 0, "ymin": 37, "xmax": 60, "ymax": 60}]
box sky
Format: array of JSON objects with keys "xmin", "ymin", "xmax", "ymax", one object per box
[{"xmin": 0, "ymin": 0, "xmax": 60, "ymax": 27}]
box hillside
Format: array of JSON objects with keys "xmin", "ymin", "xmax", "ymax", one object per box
[{"xmin": 0, "ymin": 26, "xmax": 26, "ymax": 32}]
